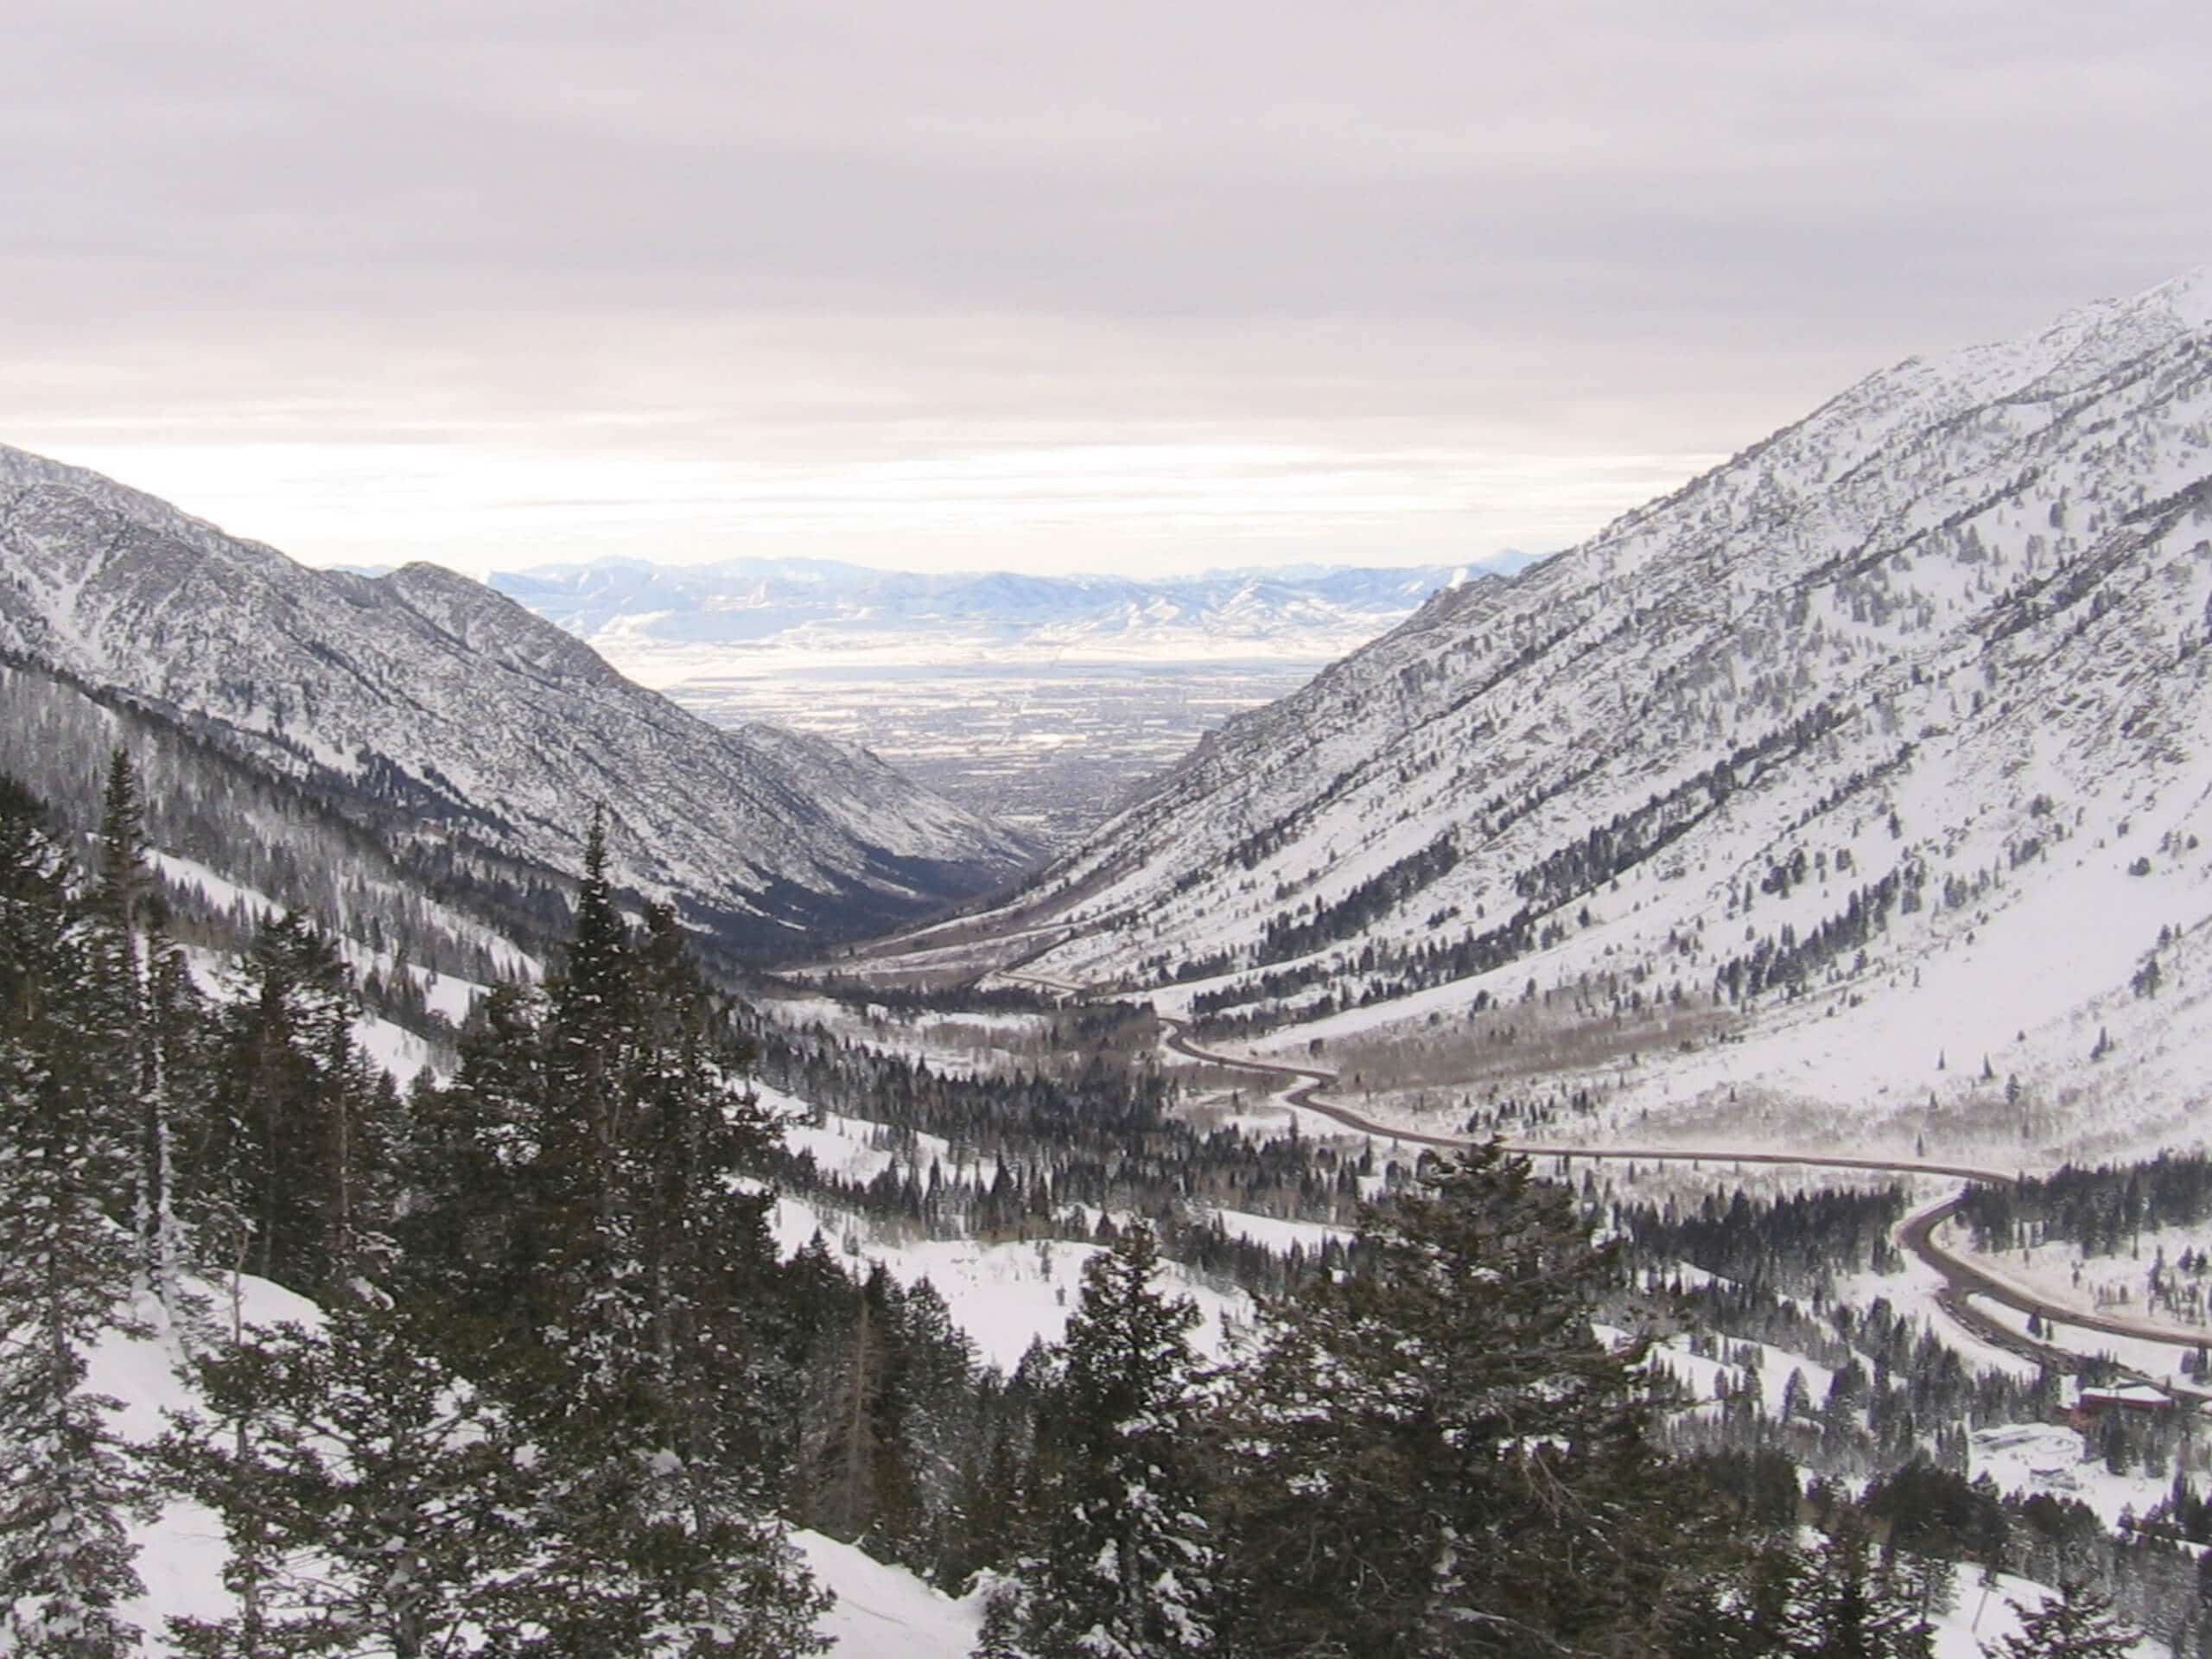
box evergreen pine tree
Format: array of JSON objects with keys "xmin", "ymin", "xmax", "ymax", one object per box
[
  {"xmin": 1985, "ymin": 1581, "xmax": 2139, "ymax": 1658},
  {"xmin": 1003, "ymin": 1225, "xmax": 1215, "ymax": 1659},
  {"xmin": 1653, "ymin": 1544, "xmax": 1811, "ymax": 1659},
  {"xmin": 971, "ymin": 1580, "xmax": 1036, "ymax": 1659},
  {"xmin": 821, "ymin": 1264, "xmax": 912, "ymax": 1553},
  {"xmin": 1796, "ymin": 1510, "xmax": 1936, "ymax": 1658},
  {"xmin": 892, "ymin": 1277, "xmax": 982, "ymax": 1581},
  {"xmin": 155, "ymin": 1294, "xmax": 530, "ymax": 1659},
  {"xmin": 1212, "ymin": 1141, "xmax": 1726, "ymax": 1657},
  {"xmin": 785, "ymin": 1233, "xmax": 865, "ymax": 1537},
  {"xmin": 137, "ymin": 921, "xmax": 213, "ymax": 1319},
  {"xmin": 215, "ymin": 912, "xmax": 390, "ymax": 1292},
  {"xmin": 489, "ymin": 836, "xmax": 829, "ymax": 1657},
  {"xmin": 0, "ymin": 773, "xmax": 151, "ymax": 1656},
  {"xmin": 392, "ymin": 981, "xmax": 549, "ymax": 1370},
  {"xmin": 86, "ymin": 750, "xmax": 160, "ymax": 1276},
  {"xmin": 529, "ymin": 806, "xmax": 641, "ymax": 1388},
  {"xmin": 943, "ymin": 1390, "xmax": 1030, "ymax": 1593}
]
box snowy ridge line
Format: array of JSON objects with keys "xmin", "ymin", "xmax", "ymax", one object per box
[
  {"xmin": 490, "ymin": 557, "xmax": 1492, "ymax": 677},
  {"xmin": 922, "ymin": 269, "xmax": 2212, "ymax": 1175},
  {"xmin": 0, "ymin": 441, "xmax": 1041, "ymax": 955}
]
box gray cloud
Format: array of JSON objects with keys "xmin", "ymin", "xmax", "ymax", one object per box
[{"xmin": 3, "ymin": 1, "xmax": 2206, "ymax": 573}]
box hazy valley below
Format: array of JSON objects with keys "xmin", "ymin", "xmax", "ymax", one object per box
[
  {"xmin": 488, "ymin": 557, "xmax": 1517, "ymax": 842},
  {"xmin": 626, "ymin": 659, "xmax": 1321, "ymax": 844}
]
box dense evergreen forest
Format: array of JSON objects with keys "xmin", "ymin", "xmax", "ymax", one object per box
[
  {"xmin": 1961, "ymin": 1154, "xmax": 2212, "ymax": 1258},
  {"xmin": 0, "ymin": 759, "xmax": 2183, "ymax": 1656}
]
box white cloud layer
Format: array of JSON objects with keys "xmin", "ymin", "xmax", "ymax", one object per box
[{"xmin": 3, "ymin": 0, "xmax": 2205, "ymax": 575}]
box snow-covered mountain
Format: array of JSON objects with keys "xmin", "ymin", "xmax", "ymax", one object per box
[
  {"xmin": 487, "ymin": 556, "xmax": 1522, "ymax": 684},
  {"xmin": 0, "ymin": 444, "xmax": 1039, "ymax": 952},
  {"xmin": 933, "ymin": 269, "xmax": 2212, "ymax": 1160}
]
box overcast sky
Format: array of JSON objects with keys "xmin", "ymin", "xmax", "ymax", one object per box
[{"xmin": 4, "ymin": 1, "xmax": 2206, "ymax": 579}]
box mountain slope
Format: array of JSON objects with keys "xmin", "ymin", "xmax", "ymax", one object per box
[
  {"xmin": 938, "ymin": 269, "xmax": 2212, "ymax": 1159},
  {"xmin": 0, "ymin": 445, "xmax": 1037, "ymax": 952}
]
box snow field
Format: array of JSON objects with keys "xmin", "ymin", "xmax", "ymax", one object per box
[{"xmin": 86, "ymin": 1274, "xmax": 983, "ymax": 1657}]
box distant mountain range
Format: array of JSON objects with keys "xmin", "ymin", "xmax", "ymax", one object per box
[
  {"xmin": 483, "ymin": 552, "xmax": 1537, "ymax": 849},
  {"xmin": 0, "ymin": 445, "xmax": 1038, "ymax": 955},
  {"xmin": 486, "ymin": 556, "xmax": 1535, "ymax": 687}
]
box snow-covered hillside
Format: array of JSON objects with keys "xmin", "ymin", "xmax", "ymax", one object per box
[
  {"xmin": 91, "ymin": 1275, "xmax": 983, "ymax": 1659},
  {"xmin": 0, "ymin": 444, "xmax": 1039, "ymax": 952},
  {"xmin": 918, "ymin": 268, "xmax": 2212, "ymax": 1164}
]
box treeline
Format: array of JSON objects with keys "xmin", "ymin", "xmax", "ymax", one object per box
[
  {"xmin": 1623, "ymin": 1182, "xmax": 1909, "ymax": 1290},
  {"xmin": 1253, "ymin": 829, "xmax": 1459, "ymax": 965},
  {"xmin": 750, "ymin": 1004, "xmax": 1381, "ymax": 1274},
  {"xmin": 1961, "ymin": 1152, "xmax": 2212, "ymax": 1256}
]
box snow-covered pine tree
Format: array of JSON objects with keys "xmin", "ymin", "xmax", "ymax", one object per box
[
  {"xmin": 891, "ymin": 1277, "xmax": 982, "ymax": 1581},
  {"xmin": 155, "ymin": 1293, "xmax": 530, "ymax": 1659},
  {"xmin": 0, "ymin": 772, "xmax": 151, "ymax": 1656},
  {"xmin": 1649, "ymin": 1541, "xmax": 1815, "ymax": 1659},
  {"xmin": 216, "ymin": 911, "xmax": 393, "ymax": 1293},
  {"xmin": 1986, "ymin": 1580, "xmax": 2139, "ymax": 1658},
  {"xmin": 82, "ymin": 749, "xmax": 223, "ymax": 1325},
  {"xmin": 970, "ymin": 1579, "xmax": 1034, "ymax": 1659},
  {"xmin": 137, "ymin": 920, "xmax": 211, "ymax": 1319},
  {"xmin": 527, "ymin": 804, "xmax": 641, "ymax": 1391},
  {"xmin": 940, "ymin": 1392, "xmax": 1031, "ymax": 1595},
  {"xmin": 1794, "ymin": 1509, "xmax": 1936, "ymax": 1658},
  {"xmin": 1000, "ymin": 1224, "xmax": 1215, "ymax": 1659},
  {"xmin": 85, "ymin": 752, "xmax": 154, "ymax": 1257},
  {"xmin": 1211, "ymin": 1141, "xmax": 1725, "ymax": 1657},
  {"xmin": 489, "ymin": 844, "xmax": 829, "ymax": 1657},
  {"xmin": 391, "ymin": 979, "xmax": 550, "ymax": 1371}
]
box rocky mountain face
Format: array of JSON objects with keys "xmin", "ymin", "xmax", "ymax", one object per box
[
  {"xmin": 946, "ymin": 270, "xmax": 2212, "ymax": 1160},
  {"xmin": 0, "ymin": 445, "xmax": 1038, "ymax": 953}
]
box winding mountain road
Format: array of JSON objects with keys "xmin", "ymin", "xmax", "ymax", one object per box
[
  {"xmin": 1093, "ymin": 986, "xmax": 2209, "ymax": 1380},
  {"xmin": 1001, "ymin": 968, "xmax": 2210, "ymax": 1374}
]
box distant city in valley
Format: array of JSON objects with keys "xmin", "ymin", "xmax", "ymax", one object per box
[{"xmin": 489, "ymin": 556, "xmax": 1534, "ymax": 842}]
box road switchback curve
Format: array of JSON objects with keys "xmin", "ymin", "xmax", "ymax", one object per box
[{"xmin": 1147, "ymin": 1002, "xmax": 2212, "ymax": 1382}]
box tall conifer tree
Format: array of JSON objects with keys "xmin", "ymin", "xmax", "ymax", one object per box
[
  {"xmin": 86, "ymin": 749, "xmax": 207, "ymax": 1316},
  {"xmin": 0, "ymin": 774, "xmax": 150, "ymax": 1656},
  {"xmin": 215, "ymin": 912, "xmax": 387, "ymax": 1291},
  {"xmin": 1986, "ymin": 1582, "xmax": 2139, "ymax": 1659},
  {"xmin": 493, "ymin": 824, "xmax": 828, "ymax": 1656},
  {"xmin": 1212, "ymin": 1142, "xmax": 1721, "ymax": 1657},
  {"xmin": 995, "ymin": 1225, "xmax": 1215, "ymax": 1659}
]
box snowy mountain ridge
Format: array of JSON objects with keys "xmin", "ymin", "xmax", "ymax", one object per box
[
  {"xmin": 925, "ymin": 267, "xmax": 2212, "ymax": 1162},
  {"xmin": 0, "ymin": 443, "xmax": 1039, "ymax": 951},
  {"xmin": 487, "ymin": 555, "xmax": 1518, "ymax": 688}
]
